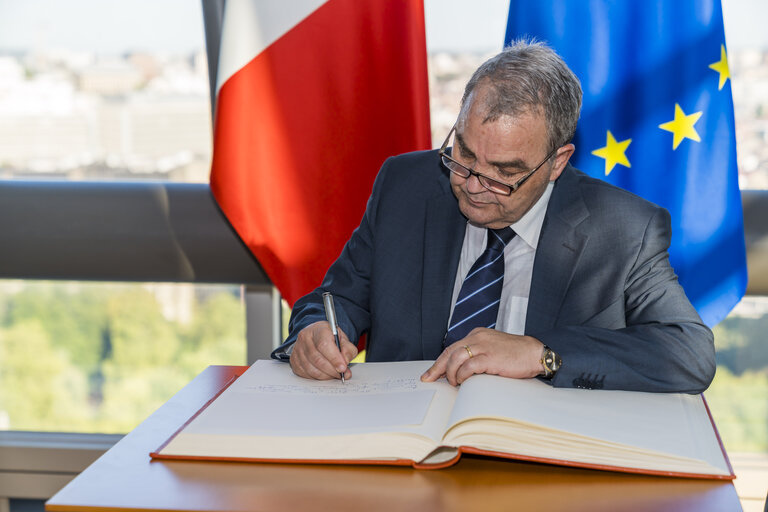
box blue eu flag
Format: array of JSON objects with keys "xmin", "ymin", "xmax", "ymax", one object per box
[{"xmin": 505, "ymin": 0, "xmax": 747, "ymax": 326}]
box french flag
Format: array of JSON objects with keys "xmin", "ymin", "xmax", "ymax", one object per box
[{"xmin": 210, "ymin": 0, "xmax": 432, "ymax": 305}]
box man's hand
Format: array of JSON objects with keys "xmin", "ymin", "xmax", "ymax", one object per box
[
  {"xmin": 290, "ymin": 321, "xmax": 358, "ymax": 381},
  {"xmin": 421, "ymin": 328, "xmax": 544, "ymax": 386}
]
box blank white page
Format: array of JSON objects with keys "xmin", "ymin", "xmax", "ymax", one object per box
[
  {"xmin": 448, "ymin": 374, "xmax": 728, "ymax": 472},
  {"xmin": 183, "ymin": 360, "xmax": 457, "ymax": 439}
]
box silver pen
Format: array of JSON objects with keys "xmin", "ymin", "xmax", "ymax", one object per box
[{"xmin": 322, "ymin": 292, "xmax": 345, "ymax": 383}]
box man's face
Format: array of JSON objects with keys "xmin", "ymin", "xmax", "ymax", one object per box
[{"xmin": 449, "ymin": 94, "xmax": 572, "ymax": 229}]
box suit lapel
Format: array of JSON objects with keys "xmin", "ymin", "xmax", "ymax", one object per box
[
  {"xmin": 526, "ymin": 166, "xmax": 590, "ymax": 335},
  {"xmin": 421, "ymin": 187, "xmax": 465, "ymax": 359}
]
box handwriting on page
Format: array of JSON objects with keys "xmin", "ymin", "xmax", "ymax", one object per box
[{"xmin": 245, "ymin": 378, "xmax": 420, "ymax": 395}]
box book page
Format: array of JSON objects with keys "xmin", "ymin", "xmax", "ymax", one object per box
[
  {"xmin": 185, "ymin": 360, "xmax": 449, "ymax": 436},
  {"xmin": 444, "ymin": 375, "xmax": 729, "ymax": 475},
  {"xmin": 160, "ymin": 360, "xmax": 458, "ymax": 462}
]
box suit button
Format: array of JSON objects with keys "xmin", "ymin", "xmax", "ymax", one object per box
[{"xmin": 595, "ymin": 376, "xmax": 605, "ymax": 389}]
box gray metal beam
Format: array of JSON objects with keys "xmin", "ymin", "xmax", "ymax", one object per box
[
  {"xmin": 0, "ymin": 431, "xmax": 120, "ymax": 500},
  {"xmin": 245, "ymin": 284, "xmax": 282, "ymax": 361},
  {"xmin": 1, "ymin": 180, "xmax": 767, "ymax": 296},
  {"xmin": 742, "ymin": 190, "xmax": 768, "ymax": 295},
  {"xmin": 0, "ymin": 180, "xmax": 268, "ymax": 285},
  {"xmin": 201, "ymin": 0, "xmax": 226, "ymax": 118}
]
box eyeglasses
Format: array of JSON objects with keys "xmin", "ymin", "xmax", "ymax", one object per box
[{"xmin": 438, "ymin": 124, "xmax": 559, "ymax": 196}]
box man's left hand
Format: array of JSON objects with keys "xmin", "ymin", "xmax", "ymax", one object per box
[{"xmin": 421, "ymin": 328, "xmax": 545, "ymax": 386}]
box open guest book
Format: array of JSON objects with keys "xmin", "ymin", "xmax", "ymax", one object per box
[{"xmin": 151, "ymin": 360, "xmax": 734, "ymax": 479}]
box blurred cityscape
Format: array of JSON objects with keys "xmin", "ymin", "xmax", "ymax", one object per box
[
  {"xmin": 731, "ymin": 49, "xmax": 768, "ymax": 189},
  {"xmin": 1, "ymin": 48, "xmax": 766, "ymax": 187},
  {"xmin": 0, "ymin": 49, "xmax": 212, "ymax": 182}
]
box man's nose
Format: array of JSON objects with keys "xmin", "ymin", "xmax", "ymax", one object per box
[{"xmin": 465, "ymin": 172, "xmax": 487, "ymax": 194}]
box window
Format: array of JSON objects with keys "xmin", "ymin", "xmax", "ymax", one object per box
[
  {"xmin": 0, "ymin": 0, "xmax": 211, "ymax": 183},
  {"xmin": 0, "ymin": 0, "xmax": 252, "ymax": 435},
  {"xmin": 0, "ymin": 281, "xmax": 245, "ymax": 433},
  {"xmin": 708, "ymin": 296, "xmax": 768, "ymax": 452}
]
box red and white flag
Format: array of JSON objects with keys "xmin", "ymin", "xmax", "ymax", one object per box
[{"xmin": 210, "ymin": 0, "xmax": 431, "ymax": 305}]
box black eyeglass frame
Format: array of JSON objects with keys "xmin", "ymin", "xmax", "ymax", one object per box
[{"xmin": 438, "ymin": 124, "xmax": 560, "ymax": 196}]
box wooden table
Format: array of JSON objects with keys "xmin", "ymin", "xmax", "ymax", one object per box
[{"xmin": 46, "ymin": 365, "xmax": 742, "ymax": 512}]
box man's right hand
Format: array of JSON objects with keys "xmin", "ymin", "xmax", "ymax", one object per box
[{"xmin": 290, "ymin": 321, "xmax": 358, "ymax": 380}]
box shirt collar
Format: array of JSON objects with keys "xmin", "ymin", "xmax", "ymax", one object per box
[{"xmin": 510, "ymin": 181, "xmax": 554, "ymax": 250}]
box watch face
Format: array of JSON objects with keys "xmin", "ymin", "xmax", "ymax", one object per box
[
  {"xmin": 552, "ymin": 352, "xmax": 562, "ymax": 371},
  {"xmin": 544, "ymin": 348, "xmax": 561, "ymax": 375}
]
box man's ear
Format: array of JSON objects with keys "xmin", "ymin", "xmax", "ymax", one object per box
[{"xmin": 549, "ymin": 143, "xmax": 575, "ymax": 182}]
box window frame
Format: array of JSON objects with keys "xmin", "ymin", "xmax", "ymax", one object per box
[
  {"xmin": 0, "ymin": 2, "xmax": 281, "ymax": 504},
  {"xmin": 1, "ymin": 0, "xmax": 767, "ymax": 505}
]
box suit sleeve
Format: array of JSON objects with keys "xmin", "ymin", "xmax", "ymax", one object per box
[{"xmin": 537, "ymin": 208, "xmax": 716, "ymax": 393}]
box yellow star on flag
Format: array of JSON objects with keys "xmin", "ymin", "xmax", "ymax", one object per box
[
  {"xmin": 591, "ymin": 130, "xmax": 631, "ymax": 175},
  {"xmin": 658, "ymin": 104, "xmax": 702, "ymax": 150},
  {"xmin": 708, "ymin": 44, "xmax": 730, "ymax": 90}
]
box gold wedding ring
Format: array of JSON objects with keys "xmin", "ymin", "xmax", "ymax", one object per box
[{"xmin": 463, "ymin": 345, "xmax": 473, "ymax": 358}]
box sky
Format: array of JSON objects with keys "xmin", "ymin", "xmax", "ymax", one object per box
[
  {"xmin": 427, "ymin": 0, "xmax": 768, "ymax": 51},
  {"xmin": 0, "ymin": 0, "xmax": 766, "ymax": 56}
]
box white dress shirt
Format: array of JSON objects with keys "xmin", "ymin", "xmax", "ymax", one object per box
[{"xmin": 449, "ymin": 182, "xmax": 555, "ymax": 336}]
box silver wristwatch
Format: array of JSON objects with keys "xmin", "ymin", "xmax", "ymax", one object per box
[{"xmin": 540, "ymin": 345, "xmax": 562, "ymax": 379}]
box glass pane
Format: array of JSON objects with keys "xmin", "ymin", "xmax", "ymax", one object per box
[
  {"xmin": 0, "ymin": 0, "xmax": 211, "ymax": 183},
  {"xmin": 0, "ymin": 280, "xmax": 246, "ymax": 433},
  {"xmin": 707, "ymin": 296, "xmax": 768, "ymax": 453}
]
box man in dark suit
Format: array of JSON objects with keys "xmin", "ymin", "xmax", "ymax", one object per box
[{"xmin": 273, "ymin": 41, "xmax": 715, "ymax": 393}]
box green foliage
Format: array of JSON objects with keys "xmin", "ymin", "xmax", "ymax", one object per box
[
  {"xmin": 713, "ymin": 316, "xmax": 768, "ymax": 375},
  {"xmin": 703, "ymin": 316, "xmax": 768, "ymax": 453},
  {"xmin": 0, "ymin": 321, "xmax": 91, "ymax": 430},
  {"xmin": 105, "ymin": 288, "xmax": 180, "ymax": 368},
  {"xmin": 96, "ymin": 363, "xmax": 191, "ymax": 433},
  {"xmin": 705, "ymin": 366, "xmax": 768, "ymax": 452},
  {"xmin": 3, "ymin": 285, "xmax": 109, "ymax": 372},
  {"xmin": 182, "ymin": 291, "xmax": 245, "ymax": 357},
  {"xmin": 0, "ymin": 282, "xmax": 246, "ymax": 433},
  {"xmin": 282, "ymin": 299, "xmax": 292, "ymax": 340},
  {"xmin": 175, "ymin": 291, "xmax": 246, "ymax": 377}
]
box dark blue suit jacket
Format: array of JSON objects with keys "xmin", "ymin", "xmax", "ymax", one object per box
[{"xmin": 275, "ymin": 149, "xmax": 715, "ymax": 393}]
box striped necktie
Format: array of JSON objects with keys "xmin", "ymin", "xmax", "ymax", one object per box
[{"xmin": 444, "ymin": 227, "xmax": 516, "ymax": 347}]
